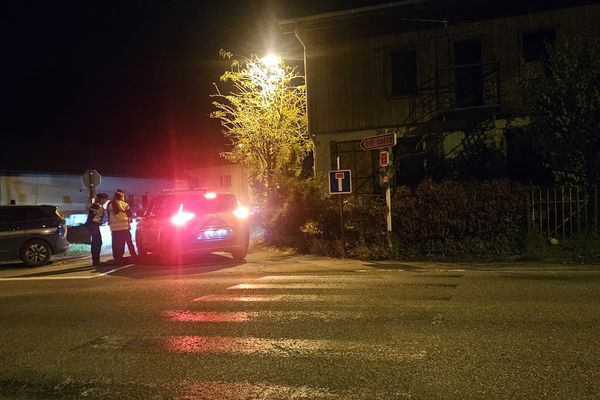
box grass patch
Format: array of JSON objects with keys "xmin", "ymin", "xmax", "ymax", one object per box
[
  {"xmin": 521, "ymin": 234, "xmax": 600, "ymax": 264},
  {"xmin": 64, "ymin": 243, "xmax": 91, "ymax": 257}
]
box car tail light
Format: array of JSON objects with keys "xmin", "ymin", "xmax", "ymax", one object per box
[
  {"xmin": 204, "ymin": 192, "xmax": 217, "ymax": 199},
  {"xmin": 171, "ymin": 204, "xmax": 195, "ymax": 226},
  {"xmin": 232, "ymin": 206, "xmax": 249, "ymax": 219}
]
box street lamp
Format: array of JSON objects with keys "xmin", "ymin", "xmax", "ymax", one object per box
[{"xmin": 261, "ymin": 53, "xmax": 281, "ymax": 68}]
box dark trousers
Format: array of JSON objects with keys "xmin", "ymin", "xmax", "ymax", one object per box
[
  {"xmin": 87, "ymin": 223, "xmax": 102, "ymax": 264},
  {"xmin": 125, "ymin": 232, "xmax": 137, "ymax": 257},
  {"xmin": 111, "ymin": 230, "xmax": 129, "ymax": 262}
]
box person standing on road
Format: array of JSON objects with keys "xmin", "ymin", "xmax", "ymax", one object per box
[
  {"xmin": 107, "ymin": 190, "xmax": 135, "ymax": 265},
  {"xmin": 116, "ymin": 189, "xmax": 138, "ymax": 259},
  {"xmin": 85, "ymin": 192, "xmax": 109, "ymax": 267}
]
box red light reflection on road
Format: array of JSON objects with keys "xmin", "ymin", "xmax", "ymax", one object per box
[{"xmin": 162, "ymin": 311, "xmax": 255, "ymax": 322}]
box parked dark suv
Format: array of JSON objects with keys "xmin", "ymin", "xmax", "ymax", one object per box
[
  {"xmin": 0, "ymin": 205, "xmax": 69, "ymax": 266},
  {"xmin": 135, "ymin": 189, "xmax": 250, "ymax": 264}
]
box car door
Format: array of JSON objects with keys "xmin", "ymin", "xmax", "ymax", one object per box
[
  {"xmin": 138, "ymin": 199, "xmax": 163, "ymax": 251},
  {"xmin": 0, "ymin": 208, "xmax": 26, "ymax": 260}
]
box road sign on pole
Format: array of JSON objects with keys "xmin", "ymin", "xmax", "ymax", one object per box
[
  {"xmin": 83, "ymin": 170, "xmax": 101, "ymax": 205},
  {"xmin": 379, "ymin": 151, "xmax": 389, "ymax": 167},
  {"xmin": 360, "ymin": 133, "xmax": 396, "ymax": 151},
  {"xmin": 82, "ymin": 170, "xmax": 101, "ymax": 188},
  {"xmin": 328, "ymin": 170, "xmax": 352, "ymax": 194}
]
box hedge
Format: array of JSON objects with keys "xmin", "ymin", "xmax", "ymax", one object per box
[{"xmin": 263, "ymin": 178, "xmax": 528, "ymax": 260}]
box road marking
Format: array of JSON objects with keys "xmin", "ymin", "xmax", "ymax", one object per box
[
  {"xmin": 177, "ymin": 381, "xmax": 403, "ymax": 400},
  {"xmin": 0, "ymin": 275, "xmax": 96, "ymax": 281},
  {"xmin": 227, "ymin": 282, "xmax": 457, "ymax": 289},
  {"xmin": 194, "ymin": 294, "xmax": 358, "ymax": 302},
  {"xmin": 0, "ymin": 263, "xmax": 135, "ymax": 281},
  {"xmin": 80, "ymin": 334, "xmax": 429, "ymax": 361},
  {"xmin": 95, "ymin": 263, "xmax": 136, "ymax": 276},
  {"xmin": 227, "ymin": 283, "xmax": 371, "ymax": 289}
]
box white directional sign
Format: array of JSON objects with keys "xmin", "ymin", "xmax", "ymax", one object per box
[
  {"xmin": 328, "ymin": 170, "xmax": 352, "ymax": 194},
  {"xmin": 360, "ymin": 133, "xmax": 396, "ymax": 151}
]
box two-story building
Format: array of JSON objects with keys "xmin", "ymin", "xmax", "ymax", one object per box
[{"xmin": 280, "ymin": 0, "xmax": 600, "ymax": 192}]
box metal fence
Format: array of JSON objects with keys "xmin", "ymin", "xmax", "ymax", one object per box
[{"xmin": 528, "ymin": 185, "xmax": 599, "ymax": 238}]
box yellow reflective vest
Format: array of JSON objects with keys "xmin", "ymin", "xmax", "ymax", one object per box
[{"xmin": 107, "ymin": 200, "xmax": 131, "ymax": 232}]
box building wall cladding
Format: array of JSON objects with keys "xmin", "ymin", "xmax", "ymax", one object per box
[
  {"xmin": 182, "ymin": 164, "xmax": 254, "ymax": 206},
  {"xmin": 0, "ymin": 164, "xmax": 253, "ymax": 219},
  {"xmin": 294, "ymin": 2, "xmax": 600, "ymax": 187},
  {"xmin": 301, "ymin": 3, "xmax": 600, "ymax": 135},
  {"xmin": 0, "ymin": 173, "xmax": 182, "ymax": 216}
]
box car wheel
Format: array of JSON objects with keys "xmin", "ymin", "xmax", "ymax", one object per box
[
  {"xmin": 136, "ymin": 243, "xmax": 148, "ymax": 258},
  {"xmin": 20, "ymin": 239, "xmax": 52, "ymax": 267},
  {"xmin": 231, "ymin": 232, "xmax": 249, "ymax": 261},
  {"xmin": 159, "ymin": 240, "xmax": 182, "ymax": 266},
  {"xmin": 231, "ymin": 247, "xmax": 247, "ymax": 261}
]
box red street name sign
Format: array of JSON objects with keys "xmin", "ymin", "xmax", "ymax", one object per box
[
  {"xmin": 379, "ymin": 151, "xmax": 389, "ymax": 167},
  {"xmin": 360, "ymin": 133, "xmax": 396, "ymax": 151}
]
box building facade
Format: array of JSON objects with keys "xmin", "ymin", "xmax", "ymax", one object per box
[
  {"xmin": 0, "ymin": 164, "xmax": 252, "ymax": 223},
  {"xmin": 281, "ymin": 0, "xmax": 600, "ymax": 192}
]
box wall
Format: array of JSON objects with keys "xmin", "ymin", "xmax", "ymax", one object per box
[
  {"xmin": 301, "ymin": 4, "xmax": 600, "ymax": 135},
  {"xmin": 297, "ymin": 3, "xmax": 600, "ymax": 186},
  {"xmin": 0, "ymin": 172, "xmax": 184, "ymax": 217},
  {"xmin": 183, "ymin": 164, "xmax": 254, "ymax": 206}
]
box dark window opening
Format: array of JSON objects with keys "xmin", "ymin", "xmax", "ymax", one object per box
[
  {"xmin": 523, "ymin": 29, "xmax": 556, "ymax": 62},
  {"xmin": 390, "ymin": 50, "xmax": 417, "ymax": 96},
  {"xmin": 453, "ymin": 39, "xmax": 484, "ymax": 108}
]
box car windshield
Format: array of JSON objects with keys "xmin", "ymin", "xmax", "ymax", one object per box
[{"xmin": 149, "ymin": 194, "xmax": 238, "ymax": 218}]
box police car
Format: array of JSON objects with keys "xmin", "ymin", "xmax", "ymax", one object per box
[{"xmin": 135, "ymin": 189, "xmax": 250, "ymax": 264}]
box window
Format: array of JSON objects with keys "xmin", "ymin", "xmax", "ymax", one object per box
[
  {"xmin": 220, "ymin": 175, "xmax": 232, "ymax": 187},
  {"xmin": 523, "ymin": 28, "xmax": 555, "ymax": 62},
  {"xmin": 390, "ymin": 50, "xmax": 417, "ymax": 96},
  {"xmin": 149, "ymin": 194, "xmax": 238, "ymax": 217}
]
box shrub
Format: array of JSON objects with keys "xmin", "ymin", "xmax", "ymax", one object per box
[
  {"xmin": 264, "ymin": 177, "xmax": 529, "ymax": 260},
  {"xmin": 392, "ymin": 179, "xmax": 528, "ymax": 258},
  {"xmin": 263, "ymin": 176, "xmax": 337, "ymax": 249}
]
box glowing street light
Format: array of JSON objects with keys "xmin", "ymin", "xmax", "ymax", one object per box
[{"xmin": 261, "ymin": 53, "xmax": 281, "ymax": 68}]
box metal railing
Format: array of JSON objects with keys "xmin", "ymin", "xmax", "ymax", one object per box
[
  {"xmin": 528, "ymin": 185, "xmax": 600, "ymax": 238},
  {"xmin": 407, "ymin": 62, "xmax": 501, "ymax": 124}
]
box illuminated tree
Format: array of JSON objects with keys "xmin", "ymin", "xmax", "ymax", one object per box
[{"xmin": 211, "ymin": 50, "xmax": 310, "ymax": 206}]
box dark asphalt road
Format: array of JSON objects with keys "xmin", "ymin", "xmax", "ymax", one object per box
[{"xmin": 0, "ymin": 250, "xmax": 599, "ymax": 399}]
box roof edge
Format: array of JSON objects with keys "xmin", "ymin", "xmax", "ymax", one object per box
[{"xmin": 278, "ymin": 0, "xmax": 432, "ymax": 33}]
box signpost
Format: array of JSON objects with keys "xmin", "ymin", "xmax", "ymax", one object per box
[
  {"xmin": 329, "ymin": 157, "xmax": 351, "ymax": 255},
  {"xmin": 328, "ymin": 169, "xmax": 352, "ymax": 195},
  {"xmin": 379, "ymin": 150, "xmax": 389, "ymax": 167},
  {"xmin": 360, "ymin": 133, "xmax": 396, "ymax": 151},
  {"xmin": 83, "ymin": 169, "xmax": 101, "ymax": 205},
  {"xmin": 361, "ymin": 133, "xmax": 397, "ymax": 249}
]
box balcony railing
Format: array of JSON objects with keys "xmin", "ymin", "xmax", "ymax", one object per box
[{"xmin": 408, "ymin": 62, "xmax": 500, "ymax": 124}]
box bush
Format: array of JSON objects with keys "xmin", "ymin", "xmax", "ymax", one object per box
[
  {"xmin": 342, "ymin": 195, "xmax": 394, "ymax": 259},
  {"xmin": 392, "ymin": 179, "xmax": 528, "ymax": 258},
  {"xmin": 262, "ymin": 177, "xmax": 392, "ymax": 259},
  {"xmin": 262, "ymin": 176, "xmax": 337, "ymax": 249},
  {"xmin": 263, "ymin": 177, "xmax": 529, "ymax": 260}
]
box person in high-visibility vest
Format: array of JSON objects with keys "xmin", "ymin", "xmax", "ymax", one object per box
[
  {"xmin": 85, "ymin": 192, "xmax": 108, "ymax": 266},
  {"xmin": 107, "ymin": 190, "xmax": 135, "ymax": 265}
]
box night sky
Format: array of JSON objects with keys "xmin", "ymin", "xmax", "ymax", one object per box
[{"xmin": 0, "ymin": 0, "xmax": 390, "ymax": 178}]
